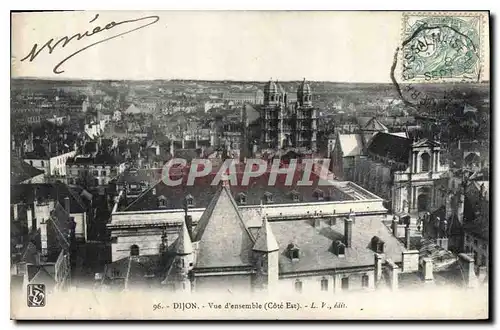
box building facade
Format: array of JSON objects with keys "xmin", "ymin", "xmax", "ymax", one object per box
[{"xmin": 261, "ymin": 80, "xmax": 318, "ymax": 151}]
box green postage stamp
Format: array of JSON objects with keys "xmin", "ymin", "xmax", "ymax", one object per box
[{"xmin": 401, "ymin": 12, "xmax": 486, "ymax": 82}]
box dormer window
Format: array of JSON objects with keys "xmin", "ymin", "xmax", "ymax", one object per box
[
  {"xmin": 334, "ymin": 240, "xmax": 346, "ymax": 257},
  {"xmin": 371, "ymin": 236, "xmax": 385, "ymax": 253},
  {"xmin": 238, "ymin": 192, "xmax": 247, "ymax": 205},
  {"xmin": 313, "ymin": 188, "xmax": 324, "ymax": 201},
  {"xmin": 287, "ymin": 243, "xmax": 300, "ymax": 261},
  {"xmin": 321, "ymin": 277, "xmax": 329, "ymax": 291},
  {"xmin": 421, "ymin": 152, "xmax": 431, "ymax": 172},
  {"xmin": 290, "ymin": 190, "xmax": 300, "ymax": 202},
  {"xmin": 157, "ymin": 196, "xmax": 167, "ymax": 208},
  {"xmin": 294, "ymin": 279, "xmax": 303, "ymax": 293},
  {"xmin": 185, "ymin": 194, "xmax": 194, "ymax": 208},
  {"xmin": 264, "ymin": 191, "xmax": 274, "ymax": 204}
]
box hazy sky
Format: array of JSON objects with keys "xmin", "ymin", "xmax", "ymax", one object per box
[{"xmin": 11, "ymin": 11, "xmax": 489, "ymax": 82}]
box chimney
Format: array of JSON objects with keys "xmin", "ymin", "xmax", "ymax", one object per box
[
  {"xmin": 344, "ymin": 217, "xmax": 353, "ymax": 248},
  {"xmin": 40, "ymin": 219, "xmax": 48, "ymax": 256},
  {"xmin": 402, "ymin": 250, "xmax": 419, "ymax": 273},
  {"xmin": 405, "ymin": 225, "xmax": 411, "ymax": 249},
  {"xmin": 170, "ymin": 139, "xmax": 174, "ymax": 156},
  {"xmin": 349, "ymin": 210, "xmax": 356, "ymax": 224},
  {"xmin": 27, "ymin": 207, "xmax": 33, "ymax": 231},
  {"xmin": 458, "ymin": 253, "xmax": 478, "ymax": 288},
  {"xmin": 421, "ymin": 257, "xmax": 434, "ymax": 282},
  {"xmin": 64, "ymin": 196, "xmax": 71, "ymax": 214},
  {"xmin": 392, "ymin": 217, "xmax": 398, "ymax": 237},
  {"xmin": 12, "ymin": 204, "xmax": 19, "ymax": 221},
  {"xmin": 185, "ymin": 215, "xmax": 193, "ymax": 240},
  {"xmin": 374, "ymin": 253, "xmax": 383, "ymax": 285},
  {"xmin": 385, "ymin": 259, "xmax": 399, "ymax": 290}
]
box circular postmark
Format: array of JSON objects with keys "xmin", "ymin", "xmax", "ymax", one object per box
[{"xmin": 401, "ymin": 15, "xmax": 481, "ymax": 82}]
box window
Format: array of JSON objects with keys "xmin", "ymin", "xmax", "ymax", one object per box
[
  {"xmin": 264, "ymin": 192, "xmax": 273, "ymax": 203},
  {"xmin": 29, "ymin": 160, "xmax": 33, "ymax": 166},
  {"xmin": 238, "ymin": 193, "xmax": 247, "ymax": 205},
  {"xmin": 291, "ymin": 191, "xmax": 300, "ymax": 202},
  {"xmin": 333, "ymin": 240, "xmax": 346, "ymax": 256},
  {"xmin": 41, "ymin": 161, "xmax": 45, "ymax": 167},
  {"xmin": 341, "ymin": 277, "xmax": 349, "ymax": 290},
  {"xmin": 185, "ymin": 194, "xmax": 194, "ymax": 207},
  {"xmin": 371, "ymin": 236, "xmax": 385, "ymax": 253},
  {"xmin": 158, "ymin": 196, "xmax": 167, "ymax": 208},
  {"xmin": 130, "ymin": 245, "xmax": 139, "ymax": 256},
  {"xmin": 421, "ymin": 153, "xmax": 430, "ymax": 172},
  {"xmin": 474, "ymin": 239, "xmax": 478, "ymax": 246},
  {"xmin": 101, "ymin": 170, "xmax": 107, "ymax": 176},
  {"xmin": 313, "ymin": 188, "xmax": 324, "ymax": 201},
  {"xmin": 287, "ymin": 243, "xmax": 300, "ymax": 261},
  {"xmin": 93, "ymin": 170, "xmax": 99, "ymax": 176},
  {"xmin": 294, "ymin": 280, "xmax": 303, "ymax": 293},
  {"xmin": 362, "ymin": 274, "xmax": 369, "ymax": 288},
  {"xmin": 338, "ymin": 243, "xmax": 345, "ymax": 256},
  {"xmin": 321, "ymin": 277, "xmax": 329, "ymax": 291}
]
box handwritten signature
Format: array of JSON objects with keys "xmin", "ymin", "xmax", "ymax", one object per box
[{"xmin": 20, "ymin": 13, "xmax": 160, "ymax": 74}]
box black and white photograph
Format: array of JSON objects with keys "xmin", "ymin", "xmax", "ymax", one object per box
[{"xmin": 9, "ymin": 10, "xmax": 490, "ymax": 320}]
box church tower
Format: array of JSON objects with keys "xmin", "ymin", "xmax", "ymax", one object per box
[
  {"xmin": 295, "ymin": 79, "xmax": 317, "ymax": 150},
  {"xmin": 297, "ymin": 78, "xmax": 312, "ymax": 107},
  {"xmin": 263, "ymin": 80, "xmax": 279, "ymax": 106},
  {"xmin": 252, "ymin": 210, "xmax": 280, "ymax": 292}
]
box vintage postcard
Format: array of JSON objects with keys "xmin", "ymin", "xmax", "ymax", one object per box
[{"xmin": 10, "ymin": 10, "xmax": 490, "ymax": 320}]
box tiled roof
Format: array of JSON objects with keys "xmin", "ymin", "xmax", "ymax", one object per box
[
  {"xmin": 193, "ymin": 185, "xmax": 255, "ymax": 269},
  {"xmin": 337, "ymin": 134, "xmax": 364, "ymax": 157},
  {"xmin": 21, "ymin": 242, "xmax": 39, "ymax": 265},
  {"xmin": 105, "ymin": 255, "xmax": 161, "ymax": 289},
  {"xmin": 252, "ymin": 215, "xmax": 279, "ymax": 252},
  {"xmin": 27, "ymin": 264, "xmax": 56, "ymax": 286},
  {"xmin": 367, "ymin": 132, "xmax": 412, "ymax": 164},
  {"xmin": 363, "ymin": 117, "xmax": 388, "ymax": 131},
  {"xmin": 271, "ymin": 216, "xmax": 405, "ymax": 274},
  {"xmin": 67, "ymin": 152, "xmax": 124, "ymax": 165},
  {"xmin": 11, "ymin": 183, "xmax": 89, "ymax": 214},
  {"xmin": 11, "ymin": 154, "xmax": 44, "ymax": 184},
  {"xmin": 122, "ymin": 171, "xmax": 353, "ymax": 212}
]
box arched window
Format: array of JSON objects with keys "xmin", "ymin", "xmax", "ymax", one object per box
[
  {"xmin": 361, "ymin": 274, "xmax": 369, "ymax": 288},
  {"xmin": 321, "ymin": 277, "xmax": 328, "ymax": 291},
  {"xmin": 294, "ymin": 280, "xmax": 303, "ymax": 293},
  {"xmin": 130, "ymin": 244, "xmax": 139, "ymax": 256},
  {"xmin": 238, "ymin": 192, "xmax": 247, "ymax": 205},
  {"xmin": 185, "ymin": 194, "xmax": 194, "ymax": 207},
  {"xmin": 341, "ymin": 277, "xmax": 349, "ymax": 290},
  {"xmin": 421, "ymin": 153, "xmax": 430, "ymax": 172},
  {"xmin": 158, "ymin": 196, "xmax": 167, "ymax": 208}
]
